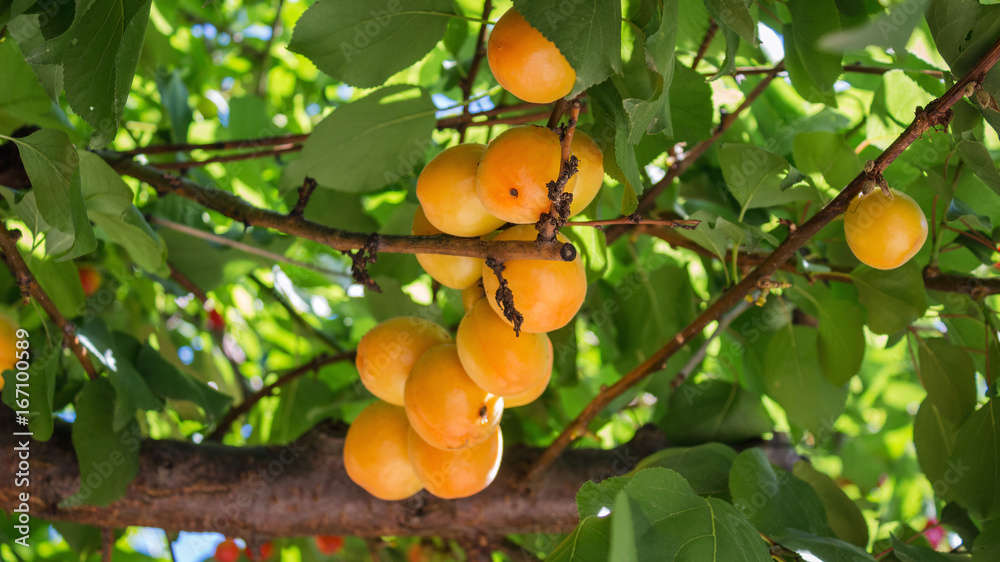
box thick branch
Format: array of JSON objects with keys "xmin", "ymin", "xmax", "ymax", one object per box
[
  {"xmin": 105, "ymin": 155, "xmax": 577, "ymax": 262},
  {"xmin": 0, "ymin": 413, "xmax": 798, "ymax": 538},
  {"xmin": 525, "ymin": 37, "xmax": 1000, "ymax": 483},
  {"xmin": 0, "ymin": 222, "xmax": 97, "ymax": 379}
]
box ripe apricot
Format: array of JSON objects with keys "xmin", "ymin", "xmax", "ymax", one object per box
[
  {"xmin": 411, "ymin": 206, "xmax": 484, "ymax": 290},
  {"xmin": 404, "ymin": 343, "xmax": 503, "ymax": 450},
  {"xmin": 476, "ymin": 125, "xmax": 576, "ymax": 224},
  {"xmin": 77, "ymin": 266, "xmax": 102, "ymax": 297},
  {"xmin": 355, "ymin": 316, "xmax": 451, "ymax": 406},
  {"xmin": 408, "ymin": 425, "xmax": 503, "ymax": 499},
  {"xmin": 461, "ymin": 281, "xmax": 486, "ymax": 312},
  {"xmin": 504, "ymin": 367, "xmax": 551, "ymax": 407},
  {"xmin": 481, "ymin": 225, "xmax": 587, "ymax": 333},
  {"xmin": 456, "ymin": 298, "xmax": 553, "ymax": 396},
  {"xmin": 343, "ymin": 401, "xmax": 423, "ymax": 501},
  {"xmin": 487, "ymin": 9, "xmax": 576, "ymax": 104},
  {"xmin": 416, "ymin": 143, "xmax": 505, "ymax": 237},
  {"xmin": 568, "ymin": 131, "xmax": 604, "ymax": 216},
  {"xmin": 315, "ymin": 535, "xmax": 344, "ymax": 555},
  {"xmin": 844, "ymin": 188, "xmax": 928, "ymax": 270},
  {"xmin": 214, "ymin": 539, "xmax": 240, "ymax": 562}
]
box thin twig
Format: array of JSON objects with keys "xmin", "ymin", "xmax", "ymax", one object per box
[
  {"xmin": 568, "ymin": 217, "xmax": 700, "ymax": 230},
  {"xmin": 168, "ymin": 262, "xmax": 208, "ymax": 302},
  {"xmin": 457, "ymin": 0, "xmax": 493, "ymax": 143},
  {"xmin": 207, "ymin": 351, "xmax": 355, "ymax": 441},
  {"xmin": 151, "ymin": 144, "xmax": 301, "ymax": 170},
  {"xmin": 256, "ymin": 0, "xmax": 285, "ymax": 96},
  {"xmin": 717, "ymin": 63, "xmax": 944, "ymax": 78},
  {"xmin": 102, "ymin": 528, "xmax": 114, "ymax": 562},
  {"xmin": 0, "ymin": 222, "xmax": 97, "ymax": 379},
  {"xmin": 691, "ymin": 19, "xmax": 718, "ymax": 69},
  {"xmin": 523, "ymin": 37, "xmax": 1000, "ymax": 484},
  {"xmin": 150, "ymin": 216, "xmax": 352, "ymax": 279},
  {"xmin": 106, "ymin": 154, "xmax": 578, "ymax": 262},
  {"xmin": 118, "ymin": 134, "xmax": 310, "ymax": 156},
  {"xmin": 290, "ymin": 176, "xmax": 318, "ymax": 218},
  {"xmin": 248, "ymin": 273, "xmax": 346, "ymax": 352},
  {"xmin": 672, "ymin": 300, "xmax": 751, "ymax": 387}
]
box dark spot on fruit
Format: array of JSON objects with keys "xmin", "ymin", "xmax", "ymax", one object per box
[
  {"xmin": 479, "ymin": 405, "xmax": 487, "ymax": 418},
  {"xmin": 509, "ymin": 188, "xmax": 518, "ymax": 197}
]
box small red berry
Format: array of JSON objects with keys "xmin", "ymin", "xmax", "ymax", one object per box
[
  {"xmin": 207, "ymin": 309, "xmax": 225, "ymax": 332},
  {"xmin": 259, "ymin": 542, "xmax": 274, "ymax": 560},
  {"xmin": 314, "ymin": 535, "xmax": 344, "ymax": 555},
  {"xmin": 214, "ymin": 539, "xmax": 240, "ymax": 562}
]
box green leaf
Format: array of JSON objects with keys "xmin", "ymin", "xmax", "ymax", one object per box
[
  {"xmin": 577, "ymin": 476, "xmax": 631, "ymax": 519},
  {"xmin": 297, "ymin": 85, "xmax": 437, "ymax": 193},
  {"xmin": 819, "ymin": 0, "xmax": 930, "ymax": 52},
  {"xmin": 645, "ymin": 0, "xmax": 679, "ymax": 77},
  {"xmin": 973, "ymin": 517, "xmax": 1000, "ymax": 561},
  {"xmin": 851, "ymin": 262, "xmax": 927, "ymax": 335},
  {"xmin": 719, "ymin": 144, "xmax": 813, "ymax": 221},
  {"xmin": 269, "ymin": 377, "xmax": 340, "ymax": 443},
  {"xmin": 63, "ymin": 378, "xmax": 141, "ymax": 508},
  {"xmin": 926, "ymin": 0, "xmax": 1000, "ymax": 124},
  {"xmin": 616, "ymin": 468, "xmax": 771, "ymax": 561},
  {"xmin": 762, "ymin": 325, "xmax": 848, "ymax": 435},
  {"xmin": 793, "ymin": 461, "xmax": 869, "ymax": 547},
  {"xmin": 288, "ymin": 0, "xmax": 453, "ymax": 88},
  {"xmin": 704, "ymin": 0, "xmax": 756, "ymax": 46},
  {"xmin": 3, "ymin": 243, "xmax": 86, "ymax": 318},
  {"xmin": 78, "ymin": 152, "xmax": 168, "ymax": 275},
  {"xmin": 783, "ymin": 0, "xmax": 843, "ymax": 105},
  {"xmin": 892, "ymin": 536, "xmax": 958, "ymax": 562},
  {"xmin": 548, "ymin": 515, "xmax": 612, "ymax": 562},
  {"xmin": 589, "ymin": 80, "xmax": 645, "ymax": 204},
  {"xmin": 772, "ymin": 528, "xmax": 877, "ymax": 562},
  {"xmin": 514, "ymin": 0, "xmax": 623, "ymax": 95},
  {"xmin": 709, "ymin": 19, "xmax": 740, "ymax": 80},
  {"xmin": 914, "ymin": 399, "xmax": 959, "ymax": 501},
  {"xmin": 948, "ymin": 399, "xmax": 1000, "ymax": 519},
  {"xmin": 155, "ymin": 69, "xmax": 192, "ymax": 145},
  {"xmin": 62, "ymin": 0, "xmax": 151, "ymax": 148},
  {"xmin": 884, "ymin": 71, "xmax": 937, "ymax": 126},
  {"xmin": 0, "ymin": 39, "xmax": 70, "ymax": 133},
  {"xmin": 50, "ymin": 522, "xmax": 102, "ymax": 556},
  {"xmin": 957, "ymin": 139, "xmax": 1000, "ymax": 198},
  {"xmin": 661, "ymin": 379, "xmax": 773, "ymax": 445},
  {"xmin": 609, "ymin": 491, "xmax": 639, "ymax": 562},
  {"xmin": 789, "ymin": 280, "xmax": 865, "ymax": 386},
  {"xmin": 792, "ymin": 131, "xmax": 863, "ymax": 190},
  {"xmin": 668, "ymin": 63, "xmax": 714, "ymax": 145},
  {"xmin": 676, "ymin": 211, "xmax": 748, "ymax": 259},
  {"xmin": 1, "ymin": 129, "xmax": 96, "ymax": 258},
  {"xmin": 729, "ymin": 449, "xmax": 833, "ymax": 537},
  {"xmin": 918, "ymin": 338, "xmax": 977, "ymax": 426},
  {"xmin": 136, "ymin": 344, "xmax": 232, "ymax": 422},
  {"xmin": 633, "ymin": 443, "xmax": 738, "ymax": 500},
  {"xmin": 948, "ymin": 197, "xmax": 994, "ymax": 231}
]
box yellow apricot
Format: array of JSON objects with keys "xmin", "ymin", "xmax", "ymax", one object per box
[
  {"xmin": 844, "ymin": 188, "xmax": 928, "ymax": 270},
  {"xmin": 404, "ymin": 344, "xmax": 503, "ymax": 450},
  {"xmin": 416, "ymin": 144, "xmax": 505, "ymax": 237},
  {"xmin": 456, "ymin": 298, "xmax": 553, "ymax": 396},
  {"xmin": 481, "ymin": 225, "xmax": 587, "ymax": 333},
  {"xmin": 0, "ymin": 312, "xmax": 17, "ymax": 391},
  {"xmin": 569, "ymin": 131, "xmax": 604, "ymax": 217},
  {"xmin": 412, "ymin": 206, "xmax": 484, "ymax": 290},
  {"xmin": 343, "ymin": 401, "xmax": 423, "ymax": 501},
  {"xmin": 503, "ymin": 367, "xmax": 551, "ymax": 407},
  {"xmin": 355, "ymin": 317, "xmax": 451, "ymax": 406},
  {"xmin": 408, "ymin": 426, "xmax": 503, "ymax": 499},
  {"xmin": 487, "ymin": 9, "xmax": 576, "ymax": 104},
  {"xmin": 476, "ymin": 125, "xmax": 576, "ymax": 224}
]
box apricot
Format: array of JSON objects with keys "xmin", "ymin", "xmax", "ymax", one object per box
[
  {"xmin": 456, "ymin": 298, "xmax": 553, "ymax": 396},
  {"xmin": 77, "ymin": 266, "xmax": 102, "ymax": 297},
  {"xmin": 844, "ymin": 188, "xmax": 928, "ymax": 270},
  {"xmin": 568, "ymin": 131, "xmax": 604, "ymax": 216},
  {"xmin": 481, "ymin": 225, "xmax": 587, "ymax": 333},
  {"xmin": 343, "ymin": 401, "xmax": 423, "ymax": 500},
  {"xmin": 416, "ymin": 143, "xmax": 505, "ymax": 237},
  {"xmin": 408, "ymin": 425, "xmax": 503, "ymax": 499},
  {"xmin": 0, "ymin": 312, "xmax": 18, "ymax": 390},
  {"xmin": 355, "ymin": 316, "xmax": 451, "ymax": 406},
  {"xmin": 461, "ymin": 281, "xmax": 486, "ymax": 312},
  {"xmin": 476, "ymin": 125, "xmax": 576, "ymax": 224},
  {"xmin": 487, "ymin": 8, "xmax": 576, "ymax": 104},
  {"xmin": 504, "ymin": 367, "xmax": 551, "ymax": 407},
  {"xmin": 214, "ymin": 539, "xmax": 240, "ymax": 562},
  {"xmin": 314, "ymin": 535, "xmax": 345, "ymax": 555},
  {"xmin": 411, "ymin": 206, "xmax": 484, "ymax": 290},
  {"xmin": 404, "ymin": 343, "xmax": 503, "ymax": 450}
]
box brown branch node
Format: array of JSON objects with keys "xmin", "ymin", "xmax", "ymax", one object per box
[
  {"xmin": 349, "ymin": 234, "xmax": 381, "ymax": 293},
  {"xmin": 485, "ymin": 257, "xmax": 523, "ymax": 336}
]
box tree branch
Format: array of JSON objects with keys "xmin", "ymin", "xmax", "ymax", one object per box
[
  {"xmin": 524, "ymin": 36, "xmax": 1000, "ymax": 483},
  {"xmin": 0, "ymin": 414, "xmax": 797, "ymax": 538},
  {"xmin": 207, "ymin": 351, "xmax": 355, "ymax": 441},
  {"xmin": 457, "ymin": 0, "xmax": 493, "ymax": 143},
  {"xmin": 718, "ymin": 63, "xmax": 944, "ymax": 78},
  {"xmin": 0, "ymin": 222, "xmax": 97, "ymax": 379},
  {"xmin": 151, "ymin": 145, "xmax": 302, "ymax": 171},
  {"xmin": 104, "ymin": 154, "xmax": 577, "ymax": 262},
  {"xmin": 691, "ymin": 19, "xmax": 718, "ymax": 70}
]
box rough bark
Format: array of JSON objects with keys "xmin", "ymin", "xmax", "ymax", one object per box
[{"xmin": 0, "ymin": 408, "xmax": 794, "ymax": 539}]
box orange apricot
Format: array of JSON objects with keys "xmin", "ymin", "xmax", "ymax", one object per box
[
  {"xmin": 416, "ymin": 144, "xmax": 505, "ymax": 237},
  {"xmin": 461, "ymin": 281, "xmax": 486, "ymax": 313},
  {"xmin": 456, "ymin": 298, "xmax": 553, "ymax": 396},
  {"xmin": 475, "ymin": 125, "xmax": 577, "ymax": 224},
  {"xmin": 408, "ymin": 425, "xmax": 503, "ymax": 499},
  {"xmin": 412, "ymin": 206, "xmax": 484, "ymax": 290},
  {"xmin": 355, "ymin": 317, "xmax": 451, "ymax": 406},
  {"xmin": 568, "ymin": 131, "xmax": 604, "ymax": 216},
  {"xmin": 343, "ymin": 401, "xmax": 423, "ymax": 501},
  {"xmin": 844, "ymin": 188, "xmax": 928, "ymax": 270},
  {"xmin": 503, "ymin": 367, "xmax": 551, "ymax": 407},
  {"xmin": 487, "ymin": 9, "xmax": 576, "ymax": 104},
  {"xmin": 481, "ymin": 225, "xmax": 587, "ymax": 333},
  {"xmin": 0, "ymin": 312, "xmax": 18, "ymax": 391},
  {"xmin": 404, "ymin": 344, "xmax": 503, "ymax": 450}
]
